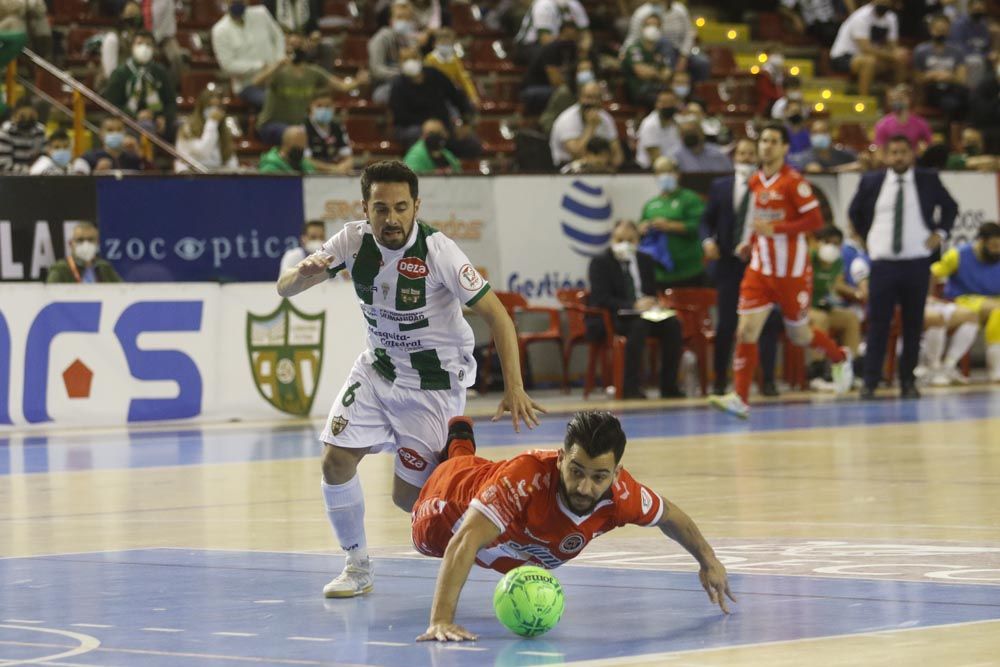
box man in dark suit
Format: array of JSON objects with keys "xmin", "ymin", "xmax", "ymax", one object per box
[
  {"xmin": 588, "ymin": 220, "xmax": 684, "ymax": 399},
  {"xmin": 848, "ymin": 134, "xmax": 958, "ymax": 398},
  {"xmin": 701, "ymin": 138, "xmax": 782, "ymax": 396}
]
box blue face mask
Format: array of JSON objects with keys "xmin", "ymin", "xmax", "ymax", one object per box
[
  {"xmin": 51, "ymin": 148, "xmax": 72, "ymax": 167},
  {"xmin": 104, "ymin": 132, "xmax": 124, "ymax": 150},
  {"xmin": 658, "ymin": 174, "xmax": 677, "ymax": 192},
  {"xmin": 311, "ymin": 107, "xmax": 334, "ymax": 125},
  {"xmin": 811, "ymin": 133, "xmax": 832, "ymax": 150},
  {"xmin": 673, "ymin": 85, "xmax": 690, "ymax": 98}
]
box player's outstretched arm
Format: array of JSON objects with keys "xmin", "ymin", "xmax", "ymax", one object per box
[
  {"xmin": 417, "ymin": 507, "xmax": 501, "ymax": 642},
  {"xmin": 656, "ymin": 498, "xmax": 736, "ymax": 614},
  {"xmin": 276, "ymin": 254, "xmax": 334, "ymax": 297},
  {"xmin": 470, "ymin": 291, "xmax": 548, "ymax": 433}
]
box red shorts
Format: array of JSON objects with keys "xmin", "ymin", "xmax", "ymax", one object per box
[
  {"xmin": 410, "ymin": 456, "xmax": 482, "ymax": 559},
  {"xmin": 737, "ymin": 267, "xmax": 812, "ymax": 324}
]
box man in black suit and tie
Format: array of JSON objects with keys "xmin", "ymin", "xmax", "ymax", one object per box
[
  {"xmin": 701, "ymin": 138, "xmax": 782, "ymax": 396},
  {"xmin": 588, "ymin": 220, "xmax": 684, "ymax": 399},
  {"xmin": 848, "ymin": 134, "xmax": 958, "ymax": 398}
]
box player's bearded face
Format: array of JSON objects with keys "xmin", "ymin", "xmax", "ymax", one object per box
[
  {"xmin": 366, "ymin": 182, "xmax": 420, "ymax": 250},
  {"xmin": 557, "ymin": 448, "xmax": 618, "ymax": 516}
]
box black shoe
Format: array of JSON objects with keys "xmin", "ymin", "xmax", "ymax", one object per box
[
  {"xmin": 900, "ymin": 384, "xmax": 921, "ymax": 399},
  {"xmin": 442, "ymin": 416, "xmax": 476, "ymax": 461},
  {"xmin": 859, "ymin": 385, "xmax": 877, "ymax": 400},
  {"xmin": 762, "ymin": 382, "xmax": 780, "ymax": 397}
]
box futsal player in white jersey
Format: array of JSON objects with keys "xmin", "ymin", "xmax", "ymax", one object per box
[{"xmin": 277, "ymin": 161, "xmax": 545, "ymax": 598}]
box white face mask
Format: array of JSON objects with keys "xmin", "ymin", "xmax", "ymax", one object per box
[
  {"xmin": 818, "ymin": 243, "xmax": 841, "ymax": 264},
  {"xmin": 401, "ymin": 58, "xmax": 422, "ymax": 77},
  {"xmin": 203, "ymin": 106, "xmax": 221, "ymax": 120},
  {"xmin": 392, "ymin": 19, "xmax": 414, "ymax": 35},
  {"xmin": 611, "ymin": 241, "xmax": 637, "ymax": 261},
  {"xmin": 74, "ymin": 240, "xmax": 98, "ymax": 264},
  {"xmin": 642, "ymin": 26, "xmax": 662, "ymax": 42},
  {"xmin": 435, "ymin": 44, "xmax": 455, "ymax": 60},
  {"xmin": 132, "ymin": 43, "xmax": 154, "ymax": 64},
  {"xmin": 304, "ymin": 239, "xmax": 324, "ymax": 253}
]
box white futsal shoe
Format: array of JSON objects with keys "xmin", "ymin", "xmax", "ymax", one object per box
[
  {"xmin": 831, "ymin": 348, "xmax": 854, "ymax": 396},
  {"xmin": 708, "ymin": 392, "xmax": 749, "ymax": 420},
  {"xmin": 323, "ymin": 558, "xmax": 374, "ymax": 598}
]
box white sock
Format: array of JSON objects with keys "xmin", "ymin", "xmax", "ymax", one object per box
[
  {"xmin": 322, "ymin": 476, "xmax": 368, "ymax": 566},
  {"xmin": 943, "ymin": 322, "xmax": 979, "ymax": 368},
  {"xmin": 923, "ymin": 327, "xmax": 946, "ymax": 369},
  {"xmin": 988, "ymin": 344, "xmax": 1000, "ymax": 382}
]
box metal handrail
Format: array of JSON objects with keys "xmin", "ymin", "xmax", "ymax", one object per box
[
  {"xmin": 20, "ymin": 47, "xmax": 208, "ymax": 173},
  {"xmin": 16, "ymin": 74, "xmax": 101, "ymax": 134}
]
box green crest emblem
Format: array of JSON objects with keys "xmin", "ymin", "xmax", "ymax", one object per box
[{"xmin": 247, "ymin": 298, "xmax": 326, "ymax": 416}]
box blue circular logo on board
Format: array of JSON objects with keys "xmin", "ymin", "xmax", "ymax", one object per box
[{"xmin": 560, "ymin": 180, "xmax": 612, "ymax": 257}]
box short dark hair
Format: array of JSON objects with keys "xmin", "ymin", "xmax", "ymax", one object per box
[
  {"xmin": 759, "ymin": 121, "xmax": 789, "ymax": 145},
  {"xmin": 887, "ymin": 134, "xmax": 913, "ymax": 149},
  {"xmin": 311, "ymin": 90, "xmax": 333, "ymax": 103},
  {"xmin": 564, "ymin": 411, "xmax": 627, "ymax": 464},
  {"xmin": 585, "ymin": 136, "xmax": 611, "ymax": 155},
  {"xmin": 48, "ymin": 129, "xmax": 70, "ymax": 144},
  {"xmin": 302, "ymin": 220, "xmax": 325, "ymax": 235},
  {"xmin": 816, "ymin": 225, "xmax": 844, "ymax": 243},
  {"xmin": 361, "ymin": 160, "xmax": 419, "ymax": 202},
  {"xmin": 978, "ymin": 222, "xmax": 1000, "ymax": 240}
]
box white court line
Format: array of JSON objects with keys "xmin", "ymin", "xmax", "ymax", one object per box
[
  {"xmin": 557, "ymin": 618, "xmax": 1000, "ymax": 666},
  {"xmin": 286, "ymin": 637, "xmax": 332, "ymax": 642},
  {"xmin": 68, "ymin": 625, "xmax": 112, "ymax": 629},
  {"xmin": 212, "ymin": 632, "xmax": 258, "ymax": 638},
  {"xmin": 0, "ymin": 625, "xmax": 101, "ymax": 667},
  {"xmin": 252, "ymin": 600, "xmax": 284, "ymax": 605},
  {"xmin": 518, "ymin": 651, "xmax": 565, "ymax": 657},
  {"xmin": 366, "ymin": 641, "xmax": 409, "ymax": 647},
  {"xmin": 0, "ymin": 548, "xmax": 150, "ymax": 562},
  {"xmin": 140, "ymin": 627, "xmax": 184, "ymax": 633},
  {"xmin": 3, "ymin": 620, "xmax": 43, "ymax": 625}
]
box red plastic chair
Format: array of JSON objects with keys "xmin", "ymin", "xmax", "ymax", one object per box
[
  {"xmin": 480, "ymin": 291, "xmax": 567, "ymax": 391},
  {"xmin": 557, "ymin": 289, "xmax": 625, "ymax": 399},
  {"xmin": 660, "ymin": 288, "xmax": 717, "ymax": 396}
]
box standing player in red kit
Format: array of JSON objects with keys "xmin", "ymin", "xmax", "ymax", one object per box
[
  {"xmin": 412, "ymin": 412, "xmax": 734, "ymax": 642},
  {"xmin": 709, "ymin": 122, "xmax": 853, "ymax": 419}
]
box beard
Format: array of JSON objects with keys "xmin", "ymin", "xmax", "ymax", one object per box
[
  {"xmin": 557, "ymin": 479, "xmax": 600, "ymax": 516},
  {"xmin": 375, "ymin": 215, "xmax": 414, "ymax": 250}
]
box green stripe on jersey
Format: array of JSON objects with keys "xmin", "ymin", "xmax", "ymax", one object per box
[
  {"xmin": 465, "ymin": 283, "xmax": 491, "ymax": 307},
  {"xmin": 326, "ymin": 262, "xmax": 346, "ymax": 277},
  {"xmin": 395, "ymin": 222, "xmax": 430, "ymax": 311},
  {"xmin": 351, "ymin": 234, "xmax": 381, "ymax": 305},
  {"xmin": 399, "ymin": 318, "xmax": 429, "ymax": 331},
  {"xmin": 409, "ymin": 349, "xmax": 451, "ymax": 390},
  {"xmin": 372, "ymin": 348, "xmax": 396, "ymax": 382}
]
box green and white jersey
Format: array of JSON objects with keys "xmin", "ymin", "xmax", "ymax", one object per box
[{"xmin": 319, "ymin": 219, "xmax": 491, "ymax": 390}]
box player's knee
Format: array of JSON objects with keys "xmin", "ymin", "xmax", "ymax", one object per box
[
  {"xmin": 787, "ymin": 325, "xmax": 813, "ymax": 347},
  {"xmin": 321, "ymin": 445, "xmax": 360, "ymax": 485},
  {"xmin": 392, "ymin": 483, "xmax": 420, "ymax": 512}
]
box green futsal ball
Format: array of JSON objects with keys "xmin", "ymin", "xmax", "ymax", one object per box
[{"xmin": 493, "ymin": 566, "xmax": 565, "ymax": 637}]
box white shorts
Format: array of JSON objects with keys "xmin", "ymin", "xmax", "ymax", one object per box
[{"xmin": 320, "ymin": 359, "xmax": 467, "ymax": 487}]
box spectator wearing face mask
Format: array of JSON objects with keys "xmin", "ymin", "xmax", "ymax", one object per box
[
  {"xmin": 783, "ymin": 101, "xmax": 811, "ymax": 157},
  {"xmin": 830, "ymin": 0, "xmax": 908, "ymax": 98},
  {"xmin": 540, "ymin": 59, "xmax": 594, "ymax": 135},
  {"xmin": 622, "ymin": 15, "xmax": 676, "ymax": 109},
  {"xmin": 369, "ymin": 1, "xmax": 420, "ymax": 105},
  {"xmin": 100, "ymin": 1, "xmax": 143, "ymax": 87},
  {"xmin": 29, "ymin": 129, "xmax": 73, "ymax": 175},
  {"xmin": 71, "ymin": 116, "xmax": 145, "ymax": 174},
  {"xmin": 946, "ymin": 127, "xmax": 999, "ymax": 171},
  {"xmin": 103, "ymin": 31, "xmax": 176, "ymax": 139},
  {"xmin": 949, "ymin": 0, "xmax": 992, "ymax": 87},
  {"xmin": 514, "ymin": 0, "xmax": 591, "ymax": 66},
  {"xmin": 255, "ymin": 33, "xmax": 367, "ymax": 147},
  {"xmin": 0, "ymin": 96, "xmax": 45, "ymax": 174},
  {"xmin": 550, "ymin": 80, "xmax": 623, "ymax": 169},
  {"xmin": 521, "ymin": 21, "xmax": 579, "ymax": 115},
  {"xmin": 259, "ymin": 125, "xmax": 317, "ymax": 174},
  {"xmin": 769, "ymin": 74, "xmax": 806, "ymax": 121},
  {"xmin": 914, "ymin": 14, "xmax": 969, "ymax": 121},
  {"xmin": 874, "ymin": 85, "xmax": 932, "ymax": 159},
  {"xmin": 638, "ymin": 156, "xmax": 707, "ymax": 288},
  {"xmin": 671, "ymin": 116, "xmax": 732, "ymax": 173},
  {"xmin": 212, "ymin": 1, "xmax": 286, "ymax": 110},
  {"xmin": 796, "ymin": 119, "xmax": 861, "ymax": 173},
  {"xmin": 46, "ymin": 222, "xmax": 122, "ymax": 284},
  {"xmin": 280, "ymin": 220, "xmax": 327, "ymax": 275},
  {"xmin": 560, "ymin": 136, "xmax": 615, "ymax": 174},
  {"xmin": 305, "ymin": 91, "xmax": 353, "ymax": 175},
  {"xmin": 404, "ymin": 118, "xmax": 461, "ymax": 174},
  {"xmin": 622, "ymin": 0, "xmax": 710, "ymax": 81},
  {"xmin": 588, "ymin": 219, "xmax": 685, "ymax": 399},
  {"xmin": 670, "ymin": 70, "xmax": 692, "ymax": 104},
  {"xmin": 388, "ymin": 46, "xmax": 480, "ymax": 157},
  {"xmin": 808, "ymin": 226, "xmax": 862, "ymax": 385},
  {"xmin": 425, "ymin": 28, "xmax": 479, "ymax": 108},
  {"xmin": 174, "ymin": 88, "xmax": 239, "ymax": 173},
  {"xmin": 635, "ymin": 90, "xmax": 682, "ymax": 170}
]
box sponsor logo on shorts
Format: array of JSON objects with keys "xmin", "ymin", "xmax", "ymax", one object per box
[
  {"xmin": 330, "ymin": 416, "xmax": 349, "ymax": 436},
  {"xmin": 559, "ymin": 533, "xmax": 585, "ymax": 554},
  {"xmin": 458, "ymin": 264, "xmax": 485, "ymax": 292},
  {"xmin": 398, "ymin": 447, "xmax": 428, "ymax": 471},
  {"xmin": 397, "ymin": 257, "xmax": 428, "ymax": 279}
]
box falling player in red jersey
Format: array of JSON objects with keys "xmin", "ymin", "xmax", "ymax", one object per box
[
  {"xmin": 412, "ymin": 412, "xmax": 734, "ymax": 642},
  {"xmin": 709, "ymin": 122, "xmax": 853, "ymax": 419}
]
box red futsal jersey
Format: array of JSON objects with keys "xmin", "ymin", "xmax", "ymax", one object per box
[
  {"xmin": 746, "ymin": 164, "xmax": 823, "ymax": 279},
  {"xmin": 412, "ymin": 450, "xmax": 664, "ymax": 573}
]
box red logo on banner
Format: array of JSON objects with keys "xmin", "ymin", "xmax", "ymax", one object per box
[
  {"xmin": 397, "ymin": 258, "xmax": 428, "ymax": 279},
  {"xmin": 398, "ymin": 447, "xmax": 428, "ymax": 471}
]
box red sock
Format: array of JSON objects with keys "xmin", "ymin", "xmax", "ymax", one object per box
[
  {"xmin": 447, "ymin": 438, "xmax": 475, "ymax": 459},
  {"xmin": 810, "ymin": 328, "xmax": 846, "ymax": 363},
  {"xmin": 733, "ymin": 342, "xmax": 758, "ymax": 403}
]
